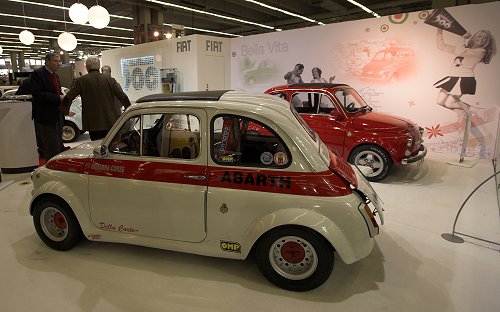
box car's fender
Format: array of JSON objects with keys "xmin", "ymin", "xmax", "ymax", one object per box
[
  {"xmin": 30, "ymin": 176, "xmax": 94, "ymax": 235},
  {"xmin": 242, "ymin": 205, "xmax": 372, "ymax": 264}
]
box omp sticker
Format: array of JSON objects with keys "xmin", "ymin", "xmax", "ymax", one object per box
[{"xmin": 220, "ymin": 241, "xmax": 241, "ymax": 253}]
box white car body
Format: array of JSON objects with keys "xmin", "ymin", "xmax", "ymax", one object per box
[{"xmin": 30, "ymin": 90, "xmax": 383, "ymax": 291}]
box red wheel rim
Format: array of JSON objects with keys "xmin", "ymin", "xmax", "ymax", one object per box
[{"xmin": 280, "ymin": 241, "xmax": 305, "ymax": 264}]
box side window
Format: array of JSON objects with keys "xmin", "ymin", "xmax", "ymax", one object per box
[
  {"xmin": 292, "ymin": 92, "xmax": 322, "ymax": 114},
  {"xmin": 211, "ymin": 115, "xmax": 291, "ymax": 168},
  {"xmin": 318, "ymin": 94, "xmax": 336, "ymax": 114},
  {"xmin": 109, "ymin": 113, "xmax": 200, "ymax": 159},
  {"xmin": 109, "ymin": 116, "xmax": 141, "ymax": 156}
]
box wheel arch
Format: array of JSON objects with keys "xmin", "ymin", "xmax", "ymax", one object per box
[
  {"xmin": 242, "ymin": 208, "xmax": 358, "ymax": 264},
  {"xmin": 348, "ymin": 142, "xmax": 395, "ymax": 164},
  {"xmin": 30, "ymin": 183, "xmax": 92, "ymax": 236}
]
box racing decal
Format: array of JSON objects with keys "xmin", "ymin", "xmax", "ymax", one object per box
[
  {"xmin": 220, "ymin": 203, "xmax": 229, "ymax": 213},
  {"xmin": 221, "ymin": 171, "xmax": 291, "ymax": 189},
  {"xmin": 220, "ymin": 241, "xmax": 241, "ymax": 253},
  {"xmin": 273, "ymin": 152, "xmax": 288, "ymax": 165},
  {"xmin": 87, "ymin": 234, "xmax": 102, "ymax": 240},
  {"xmin": 98, "ymin": 222, "xmax": 139, "ymax": 233},
  {"xmin": 260, "ymin": 152, "xmax": 273, "ymax": 165},
  {"xmin": 50, "ymin": 157, "xmax": 352, "ymax": 196}
]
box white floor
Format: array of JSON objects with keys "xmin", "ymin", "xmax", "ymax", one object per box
[{"xmin": 1, "ymin": 139, "xmax": 499, "ymax": 311}]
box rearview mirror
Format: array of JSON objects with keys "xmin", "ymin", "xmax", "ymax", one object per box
[{"xmin": 93, "ymin": 145, "xmax": 108, "ymax": 158}]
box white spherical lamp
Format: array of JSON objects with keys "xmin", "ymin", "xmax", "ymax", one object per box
[
  {"xmin": 58, "ymin": 32, "xmax": 78, "ymax": 51},
  {"xmin": 69, "ymin": 2, "xmax": 89, "ymax": 25},
  {"xmin": 88, "ymin": 5, "xmax": 110, "ymax": 29},
  {"xmin": 19, "ymin": 30, "xmax": 35, "ymax": 45},
  {"xmin": 0, "ymin": 46, "xmax": 3, "ymax": 54}
]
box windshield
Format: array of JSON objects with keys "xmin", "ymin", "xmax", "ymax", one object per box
[
  {"xmin": 334, "ymin": 88, "xmax": 370, "ymax": 113},
  {"xmin": 290, "ymin": 105, "xmax": 317, "ymax": 141}
]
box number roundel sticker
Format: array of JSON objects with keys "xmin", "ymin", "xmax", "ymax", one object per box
[{"xmin": 260, "ymin": 152, "xmax": 273, "ymax": 165}]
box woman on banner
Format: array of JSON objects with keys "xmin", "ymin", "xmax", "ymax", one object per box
[{"xmin": 434, "ymin": 27, "xmax": 495, "ymax": 114}]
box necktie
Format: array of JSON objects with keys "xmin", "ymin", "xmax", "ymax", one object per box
[{"xmin": 50, "ymin": 72, "xmax": 62, "ymax": 95}]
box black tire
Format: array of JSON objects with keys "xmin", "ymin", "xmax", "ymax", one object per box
[
  {"xmin": 349, "ymin": 145, "xmax": 392, "ymax": 182},
  {"xmin": 62, "ymin": 121, "xmax": 80, "ymax": 143},
  {"xmin": 33, "ymin": 197, "xmax": 82, "ymax": 251},
  {"xmin": 255, "ymin": 227, "xmax": 334, "ymax": 291}
]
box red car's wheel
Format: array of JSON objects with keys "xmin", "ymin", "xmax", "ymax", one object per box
[{"xmin": 349, "ymin": 145, "xmax": 392, "ymax": 182}]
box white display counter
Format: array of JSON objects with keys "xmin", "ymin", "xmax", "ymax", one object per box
[{"xmin": 0, "ymin": 98, "xmax": 38, "ymax": 173}]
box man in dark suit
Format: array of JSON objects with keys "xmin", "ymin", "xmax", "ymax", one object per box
[
  {"xmin": 30, "ymin": 53, "xmax": 68, "ymax": 161},
  {"xmin": 63, "ymin": 56, "xmax": 131, "ymax": 141}
]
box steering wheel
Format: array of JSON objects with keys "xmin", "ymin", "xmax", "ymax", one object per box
[
  {"xmin": 128, "ymin": 131, "xmax": 141, "ymax": 155},
  {"xmin": 346, "ymin": 102, "xmax": 356, "ymax": 112}
]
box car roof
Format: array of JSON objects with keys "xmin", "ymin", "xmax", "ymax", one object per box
[
  {"xmin": 134, "ymin": 90, "xmax": 291, "ymax": 114},
  {"xmin": 268, "ymin": 83, "xmax": 349, "ymax": 91}
]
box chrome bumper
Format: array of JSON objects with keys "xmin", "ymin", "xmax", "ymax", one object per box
[{"xmin": 402, "ymin": 145, "xmax": 427, "ymax": 165}]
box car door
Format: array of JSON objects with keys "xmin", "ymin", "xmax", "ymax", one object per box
[
  {"xmin": 292, "ymin": 91, "xmax": 347, "ymax": 156},
  {"xmin": 88, "ymin": 108, "xmax": 208, "ymax": 242}
]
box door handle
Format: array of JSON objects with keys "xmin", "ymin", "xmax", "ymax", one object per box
[{"xmin": 184, "ymin": 175, "xmax": 206, "ymax": 180}]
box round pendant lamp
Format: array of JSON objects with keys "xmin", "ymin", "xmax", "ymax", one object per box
[
  {"xmin": 69, "ymin": 2, "xmax": 89, "ymax": 25},
  {"xmin": 58, "ymin": 32, "xmax": 78, "ymax": 51},
  {"xmin": 19, "ymin": 30, "xmax": 35, "ymax": 45},
  {"xmin": 88, "ymin": 5, "xmax": 110, "ymax": 29}
]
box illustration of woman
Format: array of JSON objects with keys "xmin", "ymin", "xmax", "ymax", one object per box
[
  {"xmin": 434, "ymin": 28, "xmax": 495, "ymax": 113},
  {"xmin": 311, "ymin": 67, "xmax": 335, "ymax": 83}
]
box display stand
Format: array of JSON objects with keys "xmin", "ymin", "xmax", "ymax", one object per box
[{"xmin": 447, "ymin": 95, "xmax": 477, "ymax": 168}]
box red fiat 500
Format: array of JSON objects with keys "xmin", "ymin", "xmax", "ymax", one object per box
[{"xmin": 265, "ymin": 83, "xmax": 426, "ymax": 181}]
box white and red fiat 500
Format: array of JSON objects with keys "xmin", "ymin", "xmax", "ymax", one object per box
[{"xmin": 30, "ymin": 90, "xmax": 383, "ymax": 291}]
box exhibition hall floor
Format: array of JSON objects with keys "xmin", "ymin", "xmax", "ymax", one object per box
[{"xmin": 1, "ymin": 136, "xmax": 499, "ymax": 312}]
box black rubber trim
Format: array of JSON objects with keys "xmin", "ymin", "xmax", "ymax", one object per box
[{"xmin": 136, "ymin": 90, "xmax": 231, "ymax": 103}]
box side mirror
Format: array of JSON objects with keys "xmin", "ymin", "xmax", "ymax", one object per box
[{"xmin": 93, "ymin": 145, "xmax": 108, "ymax": 158}]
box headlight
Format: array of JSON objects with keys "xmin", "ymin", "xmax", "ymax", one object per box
[{"xmin": 406, "ymin": 136, "xmax": 413, "ymax": 147}]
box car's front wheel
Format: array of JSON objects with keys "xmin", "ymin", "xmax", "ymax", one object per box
[
  {"xmin": 256, "ymin": 227, "xmax": 334, "ymax": 291},
  {"xmin": 62, "ymin": 121, "xmax": 80, "ymax": 143},
  {"xmin": 349, "ymin": 145, "xmax": 392, "ymax": 182},
  {"xmin": 33, "ymin": 197, "xmax": 82, "ymax": 251}
]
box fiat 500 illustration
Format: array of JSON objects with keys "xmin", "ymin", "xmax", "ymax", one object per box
[
  {"xmin": 361, "ymin": 47, "xmax": 416, "ymax": 83},
  {"xmin": 30, "ymin": 90, "xmax": 383, "ymax": 291},
  {"xmin": 265, "ymin": 83, "xmax": 426, "ymax": 181}
]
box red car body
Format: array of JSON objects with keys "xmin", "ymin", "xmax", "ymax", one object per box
[{"xmin": 265, "ymin": 83, "xmax": 426, "ymax": 181}]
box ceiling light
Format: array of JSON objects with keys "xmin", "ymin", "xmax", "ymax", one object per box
[
  {"xmin": 0, "ymin": 46, "xmax": 3, "ymax": 54},
  {"xmin": 165, "ymin": 32, "xmax": 172, "ymax": 39},
  {"xmin": 58, "ymin": 32, "xmax": 77, "ymax": 51},
  {"xmin": 148, "ymin": 0, "xmax": 274, "ymax": 30},
  {"xmin": 346, "ymin": 0, "xmax": 380, "ymax": 18},
  {"xmin": 180, "ymin": 25, "xmax": 242, "ymax": 37},
  {"xmin": 88, "ymin": 5, "xmax": 110, "ymax": 29},
  {"xmin": 153, "ymin": 31, "xmax": 159, "ymax": 37},
  {"xmin": 19, "ymin": 29, "xmax": 35, "ymax": 45},
  {"xmin": 244, "ymin": 0, "xmax": 321, "ymax": 25},
  {"xmin": 69, "ymin": 2, "xmax": 89, "ymax": 25}
]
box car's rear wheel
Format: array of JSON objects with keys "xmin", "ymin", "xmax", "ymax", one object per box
[
  {"xmin": 256, "ymin": 227, "xmax": 334, "ymax": 291},
  {"xmin": 62, "ymin": 121, "xmax": 80, "ymax": 143},
  {"xmin": 33, "ymin": 197, "xmax": 82, "ymax": 251},
  {"xmin": 349, "ymin": 145, "xmax": 392, "ymax": 182}
]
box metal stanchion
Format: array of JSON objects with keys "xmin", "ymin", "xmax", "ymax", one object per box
[{"xmin": 442, "ymin": 171, "xmax": 500, "ymax": 245}]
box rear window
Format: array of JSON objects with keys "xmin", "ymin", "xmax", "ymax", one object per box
[{"xmin": 290, "ymin": 105, "xmax": 317, "ymax": 141}]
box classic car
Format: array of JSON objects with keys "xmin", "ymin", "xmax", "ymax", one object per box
[
  {"xmin": 361, "ymin": 46, "xmax": 416, "ymax": 83},
  {"xmin": 0, "ymin": 86, "xmax": 83, "ymax": 142},
  {"xmin": 30, "ymin": 90, "xmax": 383, "ymax": 291},
  {"xmin": 265, "ymin": 83, "xmax": 426, "ymax": 181}
]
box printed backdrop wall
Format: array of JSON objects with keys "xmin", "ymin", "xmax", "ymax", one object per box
[{"xmin": 230, "ymin": 2, "xmax": 500, "ymax": 159}]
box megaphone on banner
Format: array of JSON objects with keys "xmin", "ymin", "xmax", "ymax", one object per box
[{"xmin": 424, "ymin": 8, "xmax": 467, "ymax": 36}]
